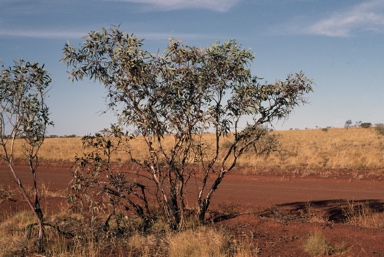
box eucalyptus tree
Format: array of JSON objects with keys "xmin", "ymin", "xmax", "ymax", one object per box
[
  {"xmin": 344, "ymin": 119, "xmax": 352, "ymax": 129},
  {"xmin": 62, "ymin": 26, "xmax": 313, "ymax": 230},
  {"xmin": 0, "ymin": 59, "xmax": 53, "ymax": 251}
]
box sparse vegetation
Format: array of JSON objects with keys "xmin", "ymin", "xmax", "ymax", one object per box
[
  {"xmin": 0, "ymin": 205, "xmax": 257, "ymax": 256},
  {"xmin": 303, "ymin": 230, "xmax": 347, "ymax": 256},
  {"xmin": 343, "ymin": 201, "xmax": 384, "ymax": 228},
  {"xmin": 5, "ymin": 127, "xmax": 384, "ymax": 174}
]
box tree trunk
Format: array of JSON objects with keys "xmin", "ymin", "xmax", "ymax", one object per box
[
  {"xmin": 197, "ymin": 171, "xmax": 225, "ymax": 222},
  {"xmin": 35, "ymin": 199, "xmax": 44, "ymax": 253}
]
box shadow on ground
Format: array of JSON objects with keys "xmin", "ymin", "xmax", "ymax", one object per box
[{"xmin": 259, "ymin": 199, "xmax": 384, "ymax": 224}]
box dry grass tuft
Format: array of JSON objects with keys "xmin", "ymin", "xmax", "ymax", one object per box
[
  {"xmin": 343, "ymin": 201, "xmax": 384, "ymax": 228},
  {"xmin": 0, "ymin": 211, "xmax": 36, "ymax": 256},
  {"xmin": 168, "ymin": 226, "xmax": 228, "ymax": 257},
  {"xmin": 39, "ymin": 183, "xmax": 67, "ymax": 198},
  {"xmin": 303, "ymin": 230, "xmax": 347, "ymax": 256}
]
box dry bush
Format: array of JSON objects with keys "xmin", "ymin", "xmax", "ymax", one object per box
[
  {"xmin": 343, "ymin": 201, "xmax": 384, "ymax": 228},
  {"xmin": 168, "ymin": 226, "xmax": 228, "ymax": 257},
  {"xmin": 303, "ymin": 230, "xmax": 347, "ymax": 256},
  {"xmin": 303, "ymin": 230, "xmax": 333, "ymax": 256}
]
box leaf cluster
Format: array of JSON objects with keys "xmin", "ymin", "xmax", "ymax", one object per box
[{"xmin": 0, "ymin": 59, "xmax": 53, "ymax": 147}]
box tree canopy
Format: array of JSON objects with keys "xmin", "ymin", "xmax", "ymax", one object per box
[{"xmin": 62, "ymin": 26, "xmax": 314, "ymax": 230}]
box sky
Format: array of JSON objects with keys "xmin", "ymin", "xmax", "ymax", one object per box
[{"xmin": 1, "ymin": 0, "xmax": 384, "ymax": 135}]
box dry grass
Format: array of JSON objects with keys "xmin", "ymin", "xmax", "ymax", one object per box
[
  {"xmin": 343, "ymin": 201, "xmax": 384, "ymax": 228},
  {"xmin": 168, "ymin": 226, "xmax": 228, "ymax": 257},
  {"xmin": 5, "ymin": 127, "xmax": 384, "ymax": 174},
  {"xmin": 0, "ymin": 184, "xmax": 15, "ymax": 204},
  {"xmin": 1, "ymin": 137, "xmax": 84, "ymax": 165},
  {"xmin": 261, "ymin": 127, "xmax": 384, "ymax": 170},
  {"xmin": 303, "ymin": 230, "xmax": 348, "ymax": 256},
  {"xmin": 0, "ymin": 205, "xmax": 255, "ymax": 257},
  {"xmin": 0, "ymin": 211, "xmax": 36, "ymax": 256}
]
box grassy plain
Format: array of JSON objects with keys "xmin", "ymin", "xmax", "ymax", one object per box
[{"xmin": 9, "ymin": 127, "xmax": 384, "ymax": 172}]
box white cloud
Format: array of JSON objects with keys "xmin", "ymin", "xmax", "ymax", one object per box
[
  {"xmin": 0, "ymin": 28, "xmax": 215, "ymax": 43},
  {"xmin": 0, "ymin": 29, "xmax": 86, "ymax": 39},
  {"xmin": 106, "ymin": 0, "xmax": 242, "ymax": 12},
  {"xmin": 309, "ymin": 1, "xmax": 384, "ymax": 37},
  {"xmin": 287, "ymin": 0, "xmax": 384, "ymax": 37}
]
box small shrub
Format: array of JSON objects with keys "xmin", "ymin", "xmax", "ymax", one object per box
[
  {"xmin": 168, "ymin": 227, "xmax": 228, "ymax": 257},
  {"xmin": 303, "ymin": 231, "xmax": 335, "ymax": 256},
  {"xmin": 375, "ymin": 125, "xmax": 384, "ymax": 137},
  {"xmin": 304, "ymin": 230, "xmax": 347, "ymax": 256}
]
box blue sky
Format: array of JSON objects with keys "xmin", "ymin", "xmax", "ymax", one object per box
[{"xmin": 1, "ymin": 0, "xmax": 384, "ymax": 135}]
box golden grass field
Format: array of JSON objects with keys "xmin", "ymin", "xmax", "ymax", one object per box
[{"xmin": 6, "ymin": 127, "xmax": 384, "ymax": 172}]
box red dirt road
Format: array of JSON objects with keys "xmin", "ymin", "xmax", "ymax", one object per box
[{"xmin": 1, "ymin": 165, "xmax": 383, "ymax": 210}]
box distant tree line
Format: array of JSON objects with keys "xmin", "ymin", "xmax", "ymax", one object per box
[
  {"xmin": 47, "ymin": 134, "xmax": 78, "ymax": 138},
  {"xmin": 344, "ymin": 120, "xmax": 382, "ymax": 129}
]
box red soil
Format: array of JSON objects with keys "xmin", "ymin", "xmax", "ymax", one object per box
[{"xmin": 1, "ymin": 165, "xmax": 383, "ymax": 256}]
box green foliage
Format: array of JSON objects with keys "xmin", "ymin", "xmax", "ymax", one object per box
[
  {"xmin": 344, "ymin": 119, "xmax": 352, "ymax": 129},
  {"xmin": 0, "ymin": 59, "xmax": 53, "ymax": 144},
  {"xmin": 62, "ymin": 26, "xmax": 314, "ymax": 230},
  {"xmin": 0, "ymin": 59, "xmax": 53, "ymax": 252},
  {"xmin": 360, "ymin": 122, "xmax": 372, "ymax": 128}
]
